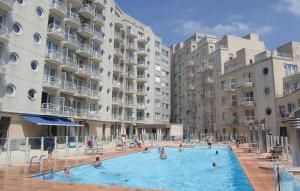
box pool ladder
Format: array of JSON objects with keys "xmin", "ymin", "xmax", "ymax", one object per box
[{"xmin": 28, "ymin": 155, "xmax": 53, "ymax": 175}]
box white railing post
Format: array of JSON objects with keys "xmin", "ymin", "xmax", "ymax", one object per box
[
  {"xmin": 285, "ymin": 137, "xmax": 289, "ymax": 160},
  {"xmin": 24, "ymin": 137, "xmax": 29, "ymax": 165},
  {"xmin": 76, "ymin": 136, "xmax": 79, "ymax": 156},
  {"xmin": 41, "ymin": 137, "xmax": 44, "ymax": 156},
  {"xmin": 6, "ymin": 138, "xmax": 11, "ymax": 167},
  {"xmin": 65, "ymin": 136, "xmax": 69, "ymax": 158}
]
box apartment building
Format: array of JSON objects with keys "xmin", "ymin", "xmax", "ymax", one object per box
[
  {"xmin": 0, "ymin": 0, "xmax": 171, "ymax": 140},
  {"xmin": 216, "ymin": 41, "xmax": 300, "ymax": 136},
  {"xmin": 170, "ymin": 33, "xmax": 265, "ymax": 136}
]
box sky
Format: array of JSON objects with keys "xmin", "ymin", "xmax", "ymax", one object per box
[{"xmin": 115, "ymin": 0, "xmax": 300, "ymax": 49}]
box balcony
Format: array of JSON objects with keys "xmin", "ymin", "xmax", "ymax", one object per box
[
  {"xmin": 124, "ymin": 116, "xmax": 134, "ymax": 122},
  {"xmin": 201, "ymin": 64, "xmax": 213, "ymax": 71},
  {"xmin": 89, "ymin": 90, "xmax": 101, "ymax": 99},
  {"xmin": 243, "ymin": 116, "xmax": 255, "ymax": 125},
  {"xmin": 114, "ymin": 17, "xmax": 123, "ymax": 28},
  {"xmin": 78, "ymin": 23, "xmax": 93, "ymax": 38},
  {"xmin": 238, "ymin": 79, "xmax": 254, "ymax": 88},
  {"xmin": 42, "ymin": 75, "xmax": 60, "ymax": 89},
  {"xmin": 114, "ymin": 32, "xmax": 124, "ymax": 42},
  {"xmin": 76, "ymin": 65, "xmax": 90, "ymax": 77},
  {"xmin": 41, "ymin": 103, "xmax": 58, "ymax": 115},
  {"xmin": 125, "ymin": 72, "xmax": 136, "ymax": 79},
  {"xmin": 188, "ymin": 85, "xmax": 195, "ymax": 90},
  {"xmin": 137, "ymin": 36, "xmax": 147, "ymax": 44},
  {"xmin": 126, "ymin": 29, "xmax": 137, "ymax": 38},
  {"xmin": 137, "ymin": 48, "xmax": 147, "ymax": 56},
  {"xmin": 125, "ymin": 86, "xmax": 136, "ymax": 94},
  {"xmin": 186, "ymin": 60, "xmax": 195, "ymax": 67},
  {"xmin": 92, "ymin": 32, "xmax": 104, "ymax": 44},
  {"xmin": 65, "ymin": 11, "xmax": 80, "ymax": 27},
  {"xmin": 204, "ymin": 77, "xmax": 214, "ymax": 84},
  {"xmin": 94, "ymin": 0, "xmax": 106, "ymax": 9},
  {"xmin": 59, "ymin": 106, "xmax": 75, "ymax": 117},
  {"xmin": 224, "ymin": 83, "xmax": 236, "ymax": 92},
  {"xmin": 47, "ymin": 24, "xmax": 64, "ymax": 41},
  {"xmin": 61, "ymin": 81, "xmax": 75, "ymax": 94},
  {"xmin": 111, "ymin": 114, "xmax": 121, "ymax": 121},
  {"xmin": 0, "ymin": 24, "xmax": 9, "ymax": 43},
  {"xmin": 73, "ymin": 109, "xmax": 89, "ymax": 118},
  {"xmin": 90, "ymin": 69, "xmax": 101, "ymax": 80},
  {"xmin": 136, "ymin": 104, "xmax": 146, "ymax": 110},
  {"xmin": 94, "ymin": 14, "xmax": 105, "ymax": 26},
  {"xmin": 241, "ymin": 98, "xmax": 255, "ymax": 107},
  {"xmin": 79, "ymin": 4, "xmax": 95, "ymax": 19},
  {"xmin": 45, "ymin": 49, "xmax": 62, "ymax": 65},
  {"xmin": 112, "ymin": 81, "xmax": 123, "ymax": 90},
  {"xmin": 113, "ymin": 64, "xmax": 123, "ymax": 73},
  {"xmin": 124, "ymin": 102, "xmax": 135, "ymax": 108},
  {"xmin": 187, "ymin": 72, "xmax": 195, "ymax": 78},
  {"xmin": 74, "ymin": 86, "xmax": 89, "ymax": 97},
  {"xmin": 137, "ymin": 89, "xmax": 146, "ymax": 96},
  {"xmin": 137, "ymin": 61, "xmax": 147, "ymax": 69},
  {"xmin": 49, "ymin": 0, "xmax": 66, "ymax": 17},
  {"xmin": 125, "ymin": 57, "xmax": 136, "ymax": 65},
  {"xmin": 203, "ymin": 91, "xmax": 213, "ymax": 99},
  {"xmin": 126, "ymin": 43, "xmax": 137, "ymax": 52},
  {"xmin": 91, "ymin": 51, "xmax": 102, "ymax": 62},
  {"xmin": 63, "ymin": 33, "xmax": 78, "ymax": 49},
  {"xmin": 114, "ymin": 48, "xmax": 124, "ymax": 58},
  {"xmin": 77, "ymin": 43, "xmax": 92, "ymax": 57},
  {"xmin": 203, "ymin": 107, "xmax": 214, "ymax": 114},
  {"xmin": 62, "ymin": 56, "xmax": 78, "ymax": 71},
  {"xmin": 136, "ymin": 116, "xmax": 145, "ymax": 122},
  {"xmin": 137, "ymin": 75, "xmax": 146, "ymax": 82}
]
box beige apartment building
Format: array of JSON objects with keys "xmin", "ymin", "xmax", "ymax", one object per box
[
  {"xmin": 171, "ymin": 32, "xmax": 300, "ymax": 137},
  {"xmin": 0, "ymin": 0, "xmax": 172, "ymax": 140}
]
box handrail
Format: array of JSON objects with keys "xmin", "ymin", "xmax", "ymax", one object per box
[
  {"xmin": 28, "ymin": 156, "xmax": 38, "ymax": 174},
  {"xmin": 39, "ymin": 154, "xmax": 52, "ymax": 174}
]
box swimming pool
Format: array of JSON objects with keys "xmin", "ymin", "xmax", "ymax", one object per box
[{"xmin": 34, "ymin": 146, "xmax": 253, "ymax": 191}]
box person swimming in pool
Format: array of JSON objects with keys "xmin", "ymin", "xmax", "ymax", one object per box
[
  {"xmin": 179, "ymin": 144, "xmax": 184, "ymax": 152},
  {"xmin": 94, "ymin": 156, "xmax": 102, "ymax": 168},
  {"xmin": 160, "ymin": 148, "xmax": 167, "ymax": 159},
  {"xmin": 143, "ymin": 146, "xmax": 149, "ymax": 153},
  {"xmin": 64, "ymin": 166, "xmax": 70, "ymax": 176},
  {"xmin": 212, "ymin": 162, "xmax": 220, "ymax": 168},
  {"xmin": 216, "ymin": 150, "xmax": 218, "ymax": 155}
]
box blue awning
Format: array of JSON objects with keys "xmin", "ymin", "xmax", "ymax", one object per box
[{"xmin": 21, "ymin": 114, "xmax": 83, "ymax": 127}]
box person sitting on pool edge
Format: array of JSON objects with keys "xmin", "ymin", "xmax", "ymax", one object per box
[
  {"xmin": 160, "ymin": 148, "xmax": 167, "ymax": 159},
  {"xmin": 212, "ymin": 162, "xmax": 220, "ymax": 168},
  {"xmin": 179, "ymin": 143, "xmax": 184, "ymax": 152},
  {"xmin": 94, "ymin": 156, "xmax": 102, "ymax": 168},
  {"xmin": 64, "ymin": 166, "xmax": 70, "ymax": 176}
]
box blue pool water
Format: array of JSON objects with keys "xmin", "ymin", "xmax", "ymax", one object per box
[{"xmin": 34, "ymin": 146, "xmax": 253, "ymax": 191}]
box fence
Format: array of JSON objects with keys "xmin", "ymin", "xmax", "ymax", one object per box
[
  {"xmin": 0, "ymin": 134, "xmax": 181, "ymax": 167},
  {"xmin": 274, "ymin": 164, "xmax": 300, "ymax": 191}
]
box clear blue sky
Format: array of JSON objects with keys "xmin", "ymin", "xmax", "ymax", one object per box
[{"xmin": 115, "ymin": 0, "xmax": 300, "ymax": 49}]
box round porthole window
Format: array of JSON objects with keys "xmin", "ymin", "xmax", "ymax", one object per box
[
  {"xmin": 262, "ymin": 67, "xmax": 269, "ymax": 75},
  {"xmin": 9, "ymin": 52, "xmax": 19, "ymax": 65},
  {"xmin": 5, "ymin": 84, "xmax": 16, "ymax": 97},
  {"xmin": 31, "ymin": 60, "xmax": 39, "ymax": 71},
  {"xmin": 108, "ymin": 71, "xmax": 111, "ymax": 77},
  {"xmin": 107, "ymin": 88, "xmax": 110, "ymax": 94},
  {"xmin": 266, "ymin": 108, "xmax": 272, "ymax": 115},
  {"xmin": 106, "ymin": 106, "xmax": 110, "ymax": 112},
  {"xmin": 264, "ymin": 87, "xmax": 270, "ymax": 95},
  {"xmin": 33, "ymin": 33, "xmax": 42, "ymax": 44},
  {"xmin": 13, "ymin": 22, "xmax": 22, "ymax": 34},
  {"xmin": 28, "ymin": 89, "xmax": 37, "ymax": 100},
  {"xmin": 36, "ymin": 7, "xmax": 44, "ymax": 17},
  {"xmin": 99, "ymin": 86, "xmax": 103, "ymax": 92},
  {"xmin": 17, "ymin": 0, "xmax": 25, "ymax": 5}
]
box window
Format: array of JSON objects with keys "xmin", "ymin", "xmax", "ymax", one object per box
[
  {"xmin": 155, "ymin": 76, "xmax": 160, "ymax": 83},
  {"xmin": 36, "ymin": 7, "xmax": 44, "ymax": 17},
  {"xmin": 17, "ymin": 0, "xmax": 25, "ymax": 5},
  {"xmin": 28, "ymin": 89, "xmax": 37, "ymax": 100},
  {"xmin": 155, "ymin": 64, "xmax": 161, "ymax": 71},
  {"xmin": 262, "ymin": 67, "xmax": 269, "ymax": 75},
  {"xmin": 284, "ymin": 64, "xmax": 297, "ymax": 76},
  {"xmin": 33, "ymin": 33, "xmax": 42, "ymax": 44},
  {"xmin": 155, "ymin": 99, "xmax": 161, "ymax": 108},
  {"xmin": 264, "ymin": 87, "xmax": 270, "ymax": 95},
  {"xmin": 266, "ymin": 108, "xmax": 272, "ymax": 115},
  {"xmin": 9, "ymin": 52, "xmax": 19, "ymax": 65},
  {"xmin": 30, "ymin": 60, "xmax": 39, "ymax": 71},
  {"xmin": 5, "ymin": 84, "xmax": 16, "ymax": 97},
  {"xmin": 155, "ymin": 88, "xmax": 161, "ymax": 94},
  {"xmin": 155, "ymin": 52, "xmax": 160, "ymax": 60},
  {"xmin": 13, "ymin": 22, "xmax": 22, "ymax": 34},
  {"xmin": 155, "ymin": 112, "xmax": 161, "ymax": 120},
  {"xmin": 155, "ymin": 41, "xmax": 160, "ymax": 48}
]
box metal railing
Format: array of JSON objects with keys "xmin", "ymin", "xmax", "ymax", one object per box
[
  {"xmin": 49, "ymin": 0, "xmax": 66, "ymax": 14},
  {"xmin": 0, "ymin": 23, "xmax": 9, "ymax": 40}
]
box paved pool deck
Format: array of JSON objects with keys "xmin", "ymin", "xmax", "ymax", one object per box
[{"xmin": 0, "ymin": 143, "xmax": 288, "ymax": 191}]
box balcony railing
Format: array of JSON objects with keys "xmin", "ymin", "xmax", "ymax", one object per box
[
  {"xmin": 126, "ymin": 57, "xmax": 136, "ymax": 64},
  {"xmin": 125, "ymin": 72, "xmax": 136, "ymax": 78},
  {"xmin": 125, "ymin": 86, "xmax": 136, "ymax": 92},
  {"xmin": 49, "ymin": 0, "xmax": 66, "ymax": 15},
  {"xmin": 94, "ymin": 14, "xmax": 105, "ymax": 24},
  {"xmin": 78, "ymin": 43, "xmax": 92, "ymax": 54},
  {"xmin": 111, "ymin": 114, "xmax": 121, "ymax": 120},
  {"xmin": 41, "ymin": 103, "xmax": 57, "ymax": 114},
  {"xmin": 113, "ymin": 64, "xmax": 123, "ymax": 73},
  {"xmin": 112, "ymin": 81, "xmax": 123, "ymax": 89},
  {"xmin": 64, "ymin": 33, "xmax": 78, "ymax": 46},
  {"xmin": 93, "ymin": 32, "xmax": 104, "ymax": 42},
  {"xmin": 0, "ymin": 60, "xmax": 5, "ymax": 74},
  {"xmin": 124, "ymin": 116, "xmax": 134, "ymax": 122},
  {"xmin": 75, "ymin": 86, "xmax": 89, "ymax": 96},
  {"xmin": 0, "ymin": 23, "xmax": 9, "ymax": 42},
  {"xmin": 89, "ymin": 89, "xmax": 101, "ymax": 98},
  {"xmin": 47, "ymin": 24, "xmax": 64, "ymax": 38},
  {"xmin": 243, "ymin": 116, "xmax": 255, "ymax": 124},
  {"xmin": 137, "ymin": 75, "xmax": 146, "ymax": 81},
  {"xmin": 79, "ymin": 4, "xmax": 95, "ymax": 18},
  {"xmin": 137, "ymin": 89, "xmax": 146, "ymax": 95},
  {"xmin": 62, "ymin": 56, "xmax": 78, "ymax": 69},
  {"xmin": 136, "ymin": 116, "xmax": 145, "ymax": 121},
  {"xmin": 114, "ymin": 32, "xmax": 123, "ymax": 40},
  {"xmin": 45, "ymin": 49, "xmax": 62, "ymax": 63},
  {"xmin": 65, "ymin": 11, "xmax": 80, "ymax": 24},
  {"xmin": 61, "ymin": 81, "xmax": 75, "ymax": 92},
  {"xmin": 91, "ymin": 50, "xmax": 102, "ymax": 60},
  {"xmin": 77, "ymin": 65, "xmax": 90, "ymax": 75},
  {"xmin": 43, "ymin": 75, "xmax": 60, "ymax": 88},
  {"xmin": 90, "ymin": 69, "xmax": 101, "ymax": 79},
  {"xmin": 125, "ymin": 102, "xmax": 135, "ymax": 107},
  {"xmin": 136, "ymin": 104, "xmax": 146, "ymax": 109},
  {"xmin": 241, "ymin": 98, "xmax": 255, "ymax": 106},
  {"xmin": 239, "ymin": 79, "xmax": 254, "ymax": 87},
  {"xmin": 224, "ymin": 83, "xmax": 236, "ymax": 91}
]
